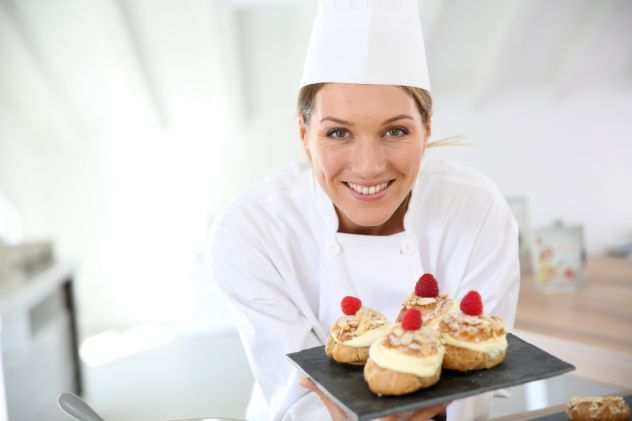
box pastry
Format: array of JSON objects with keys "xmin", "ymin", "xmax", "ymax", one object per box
[
  {"xmin": 439, "ymin": 290, "xmax": 507, "ymax": 371},
  {"xmin": 325, "ymin": 296, "xmax": 390, "ymax": 365},
  {"xmin": 399, "ymin": 273, "xmax": 457, "ymax": 329},
  {"xmin": 364, "ymin": 308, "xmax": 444, "ymax": 396},
  {"xmin": 566, "ymin": 396, "xmax": 631, "ymax": 421}
]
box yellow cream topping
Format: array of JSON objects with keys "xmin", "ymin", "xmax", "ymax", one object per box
[
  {"xmin": 441, "ymin": 333, "xmax": 507, "ymax": 356},
  {"xmin": 339, "ymin": 324, "xmax": 391, "ymax": 348},
  {"xmin": 368, "ymin": 338, "xmax": 444, "ymax": 377}
]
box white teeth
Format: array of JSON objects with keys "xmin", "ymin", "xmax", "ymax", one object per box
[{"xmin": 347, "ymin": 181, "xmax": 390, "ymax": 196}]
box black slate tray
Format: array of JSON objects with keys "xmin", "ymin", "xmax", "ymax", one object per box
[
  {"xmin": 287, "ymin": 333, "xmax": 575, "ymax": 421},
  {"xmin": 531, "ymin": 395, "xmax": 632, "ymax": 420}
]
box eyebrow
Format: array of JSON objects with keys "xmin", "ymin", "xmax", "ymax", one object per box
[{"xmin": 320, "ymin": 114, "xmax": 414, "ymax": 126}]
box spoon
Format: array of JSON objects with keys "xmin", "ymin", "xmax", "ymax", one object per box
[{"xmin": 57, "ymin": 392, "xmax": 105, "ymax": 421}]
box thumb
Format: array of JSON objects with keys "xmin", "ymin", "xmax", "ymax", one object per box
[
  {"xmin": 299, "ymin": 378, "xmax": 330, "ymax": 404},
  {"xmin": 300, "ymin": 378, "xmax": 348, "ymax": 421},
  {"xmin": 300, "ymin": 378, "xmax": 321, "ymax": 394}
]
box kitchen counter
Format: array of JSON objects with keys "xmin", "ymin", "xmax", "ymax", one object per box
[
  {"xmin": 492, "ymin": 393, "xmax": 632, "ymax": 421},
  {"xmin": 0, "ymin": 261, "xmax": 82, "ymax": 420},
  {"xmin": 514, "ymin": 255, "xmax": 632, "ymax": 389}
]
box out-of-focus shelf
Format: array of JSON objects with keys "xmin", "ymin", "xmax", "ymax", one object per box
[
  {"xmin": 515, "ymin": 256, "xmax": 632, "ymax": 389},
  {"xmin": 516, "ymin": 256, "xmax": 632, "ymax": 355},
  {"xmin": 0, "ymin": 261, "xmax": 75, "ymax": 315},
  {"xmin": 0, "ymin": 261, "xmax": 83, "ymax": 420}
]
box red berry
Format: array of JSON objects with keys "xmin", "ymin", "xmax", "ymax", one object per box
[
  {"xmin": 415, "ymin": 273, "xmax": 439, "ymax": 298},
  {"xmin": 341, "ymin": 296, "xmax": 362, "ymax": 316},
  {"xmin": 460, "ymin": 290, "xmax": 483, "ymax": 316},
  {"xmin": 401, "ymin": 308, "xmax": 422, "ymax": 331}
]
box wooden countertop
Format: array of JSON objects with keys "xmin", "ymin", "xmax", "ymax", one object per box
[
  {"xmin": 515, "ymin": 256, "xmax": 632, "ymax": 355},
  {"xmin": 492, "ymin": 393, "xmax": 632, "ymax": 421}
]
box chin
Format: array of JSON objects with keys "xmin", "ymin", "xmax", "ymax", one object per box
[{"xmin": 347, "ymin": 212, "xmax": 391, "ymax": 229}]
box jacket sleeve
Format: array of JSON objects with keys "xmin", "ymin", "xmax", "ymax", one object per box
[
  {"xmin": 447, "ymin": 193, "xmax": 521, "ymax": 421},
  {"xmin": 210, "ymin": 217, "xmax": 330, "ymax": 421},
  {"xmin": 460, "ymin": 192, "xmax": 520, "ymax": 330}
]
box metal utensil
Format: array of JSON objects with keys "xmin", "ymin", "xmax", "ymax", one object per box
[{"xmin": 57, "ymin": 392, "xmax": 105, "ymax": 421}]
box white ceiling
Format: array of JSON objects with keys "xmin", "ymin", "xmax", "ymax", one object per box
[{"xmin": 1, "ymin": 0, "xmax": 630, "ymax": 147}]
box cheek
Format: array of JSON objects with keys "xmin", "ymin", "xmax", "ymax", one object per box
[
  {"xmin": 391, "ymin": 142, "xmax": 424, "ymax": 173},
  {"xmin": 311, "ymin": 144, "xmax": 347, "ymax": 182}
]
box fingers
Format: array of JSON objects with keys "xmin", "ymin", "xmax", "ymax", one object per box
[
  {"xmin": 376, "ymin": 412, "xmax": 412, "ymax": 421},
  {"xmin": 300, "ymin": 377, "xmax": 348, "ymax": 421},
  {"xmin": 300, "ymin": 378, "xmax": 329, "ymax": 403},
  {"xmin": 407, "ymin": 402, "xmax": 449, "ymax": 421},
  {"xmin": 299, "ymin": 377, "xmax": 318, "ymax": 392},
  {"xmin": 301, "ymin": 378, "xmax": 449, "ymax": 421}
]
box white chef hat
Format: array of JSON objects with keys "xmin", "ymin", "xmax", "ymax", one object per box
[{"xmin": 299, "ymin": 0, "xmax": 431, "ymax": 91}]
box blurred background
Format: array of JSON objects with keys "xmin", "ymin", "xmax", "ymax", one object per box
[{"xmin": 0, "ymin": 0, "xmax": 631, "ymax": 420}]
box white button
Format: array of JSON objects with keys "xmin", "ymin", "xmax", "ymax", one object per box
[
  {"xmin": 328, "ymin": 242, "xmax": 341, "ymax": 256},
  {"xmin": 400, "ymin": 240, "xmax": 414, "ymax": 255}
]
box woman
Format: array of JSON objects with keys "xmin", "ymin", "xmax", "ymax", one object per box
[{"xmin": 211, "ymin": 1, "xmax": 519, "ymax": 420}]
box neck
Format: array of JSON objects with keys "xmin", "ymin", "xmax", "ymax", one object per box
[{"xmin": 336, "ymin": 193, "xmax": 411, "ymax": 236}]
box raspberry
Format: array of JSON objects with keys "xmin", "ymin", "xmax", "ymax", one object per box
[
  {"xmin": 460, "ymin": 290, "xmax": 483, "ymax": 316},
  {"xmin": 401, "ymin": 308, "xmax": 422, "ymax": 331},
  {"xmin": 341, "ymin": 296, "xmax": 362, "ymax": 316},
  {"xmin": 415, "ymin": 273, "xmax": 439, "ymax": 298}
]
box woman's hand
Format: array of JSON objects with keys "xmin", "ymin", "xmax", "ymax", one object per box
[{"xmin": 300, "ymin": 377, "xmax": 449, "ymax": 421}]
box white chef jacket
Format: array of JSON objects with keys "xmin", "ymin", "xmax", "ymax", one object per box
[{"xmin": 210, "ymin": 159, "xmax": 520, "ymax": 421}]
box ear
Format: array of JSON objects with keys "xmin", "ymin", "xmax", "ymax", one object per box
[{"xmin": 298, "ymin": 115, "xmax": 312, "ymax": 162}]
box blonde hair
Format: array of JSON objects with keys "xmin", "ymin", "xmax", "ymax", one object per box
[{"xmin": 297, "ymin": 83, "xmax": 460, "ymax": 148}]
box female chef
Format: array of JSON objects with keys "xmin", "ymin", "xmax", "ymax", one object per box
[{"xmin": 211, "ymin": 1, "xmax": 520, "ymax": 420}]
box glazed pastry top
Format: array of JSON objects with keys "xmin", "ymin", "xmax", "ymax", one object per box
[
  {"xmin": 439, "ymin": 312, "xmax": 505, "ymax": 342},
  {"xmin": 401, "ymin": 293, "xmax": 456, "ymax": 323},
  {"xmin": 382, "ymin": 324, "xmax": 444, "ymax": 358},
  {"xmin": 567, "ymin": 396, "xmax": 631, "ymax": 419},
  {"xmin": 331, "ymin": 307, "xmax": 389, "ymax": 346}
]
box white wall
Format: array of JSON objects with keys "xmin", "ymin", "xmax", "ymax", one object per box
[
  {"xmin": 1, "ymin": 1, "xmax": 630, "ymax": 337},
  {"xmin": 234, "ymin": 6, "xmax": 632, "ymax": 255},
  {"xmin": 429, "ymin": 92, "xmax": 632, "ymax": 253},
  {"xmin": 0, "ymin": 0, "xmax": 245, "ymax": 335}
]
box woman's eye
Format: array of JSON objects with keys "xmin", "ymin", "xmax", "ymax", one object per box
[
  {"xmin": 326, "ymin": 128, "xmax": 350, "ymax": 139},
  {"xmin": 385, "ymin": 127, "xmax": 408, "ymax": 137}
]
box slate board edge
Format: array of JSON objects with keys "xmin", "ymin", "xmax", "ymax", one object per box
[
  {"xmin": 359, "ymin": 362, "xmax": 575, "ymax": 420},
  {"xmin": 287, "ymin": 333, "xmax": 576, "ymax": 421}
]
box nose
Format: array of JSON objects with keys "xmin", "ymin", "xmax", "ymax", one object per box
[{"xmin": 351, "ymin": 138, "xmax": 386, "ymax": 178}]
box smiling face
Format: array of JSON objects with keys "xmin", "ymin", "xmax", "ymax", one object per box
[{"xmin": 299, "ymin": 83, "xmax": 431, "ymax": 235}]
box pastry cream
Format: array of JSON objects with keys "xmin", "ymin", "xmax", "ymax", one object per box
[
  {"xmin": 340, "ymin": 324, "xmax": 391, "ymax": 347},
  {"xmin": 368, "ymin": 338, "xmax": 444, "ymax": 377},
  {"xmin": 441, "ymin": 333, "xmax": 507, "ymax": 356}
]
